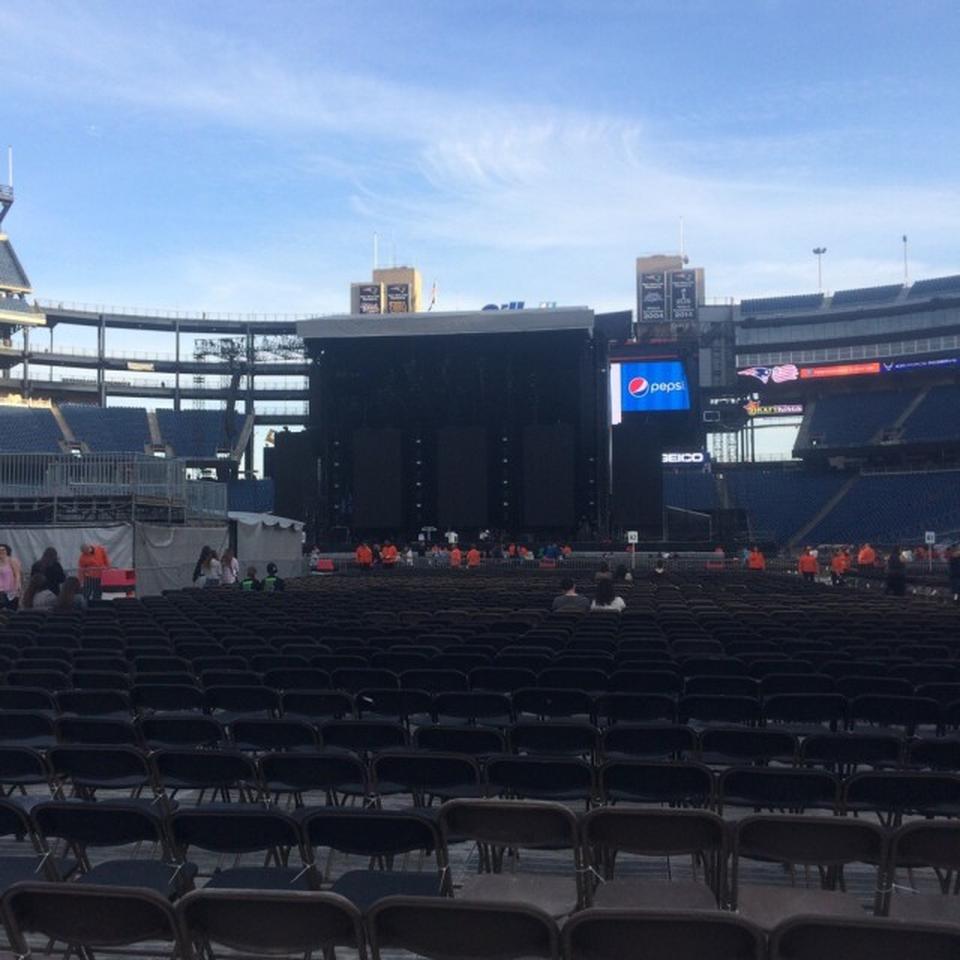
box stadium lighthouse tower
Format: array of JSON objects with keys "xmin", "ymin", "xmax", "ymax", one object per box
[{"xmin": 0, "ymin": 153, "xmax": 46, "ymax": 338}]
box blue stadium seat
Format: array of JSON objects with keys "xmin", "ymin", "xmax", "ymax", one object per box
[
  {"xmin": 227, "ymin": 479, "xmax": 275, "ymax": 513},
  {"xmin": 900, "ymin": 385, "xmax": 960, "ymax": 442},
  {"xmin": 0, "ymin": 407, "xmax": 63, "ymax": 453},
  {"xmin": 802, "ymin": 390, "xmax": 914, "ymax": 448},
  {"xmin": 907, "ymin": 274, "xmax": 960, "ymax": 298},
  {"xmin": 726, "ymin": 470, "xmax": 848, "ymax": 544},
  {"xmin": 740, "ymin": 293, "xmax": 824, "ymax": 315},
  {"xmin": 805, "ymin": 471, "xmax": 960, "ymax": 544},
  {"xmin": 831, "ymin": 284, "xmax": 903, "ymax": 306},
  {"xmin": 155, "ymin": 410, "xmax": 241, "ymax": 459},
  {"xmin": 61, "ymin": 405, "xmax": 151, "ymax": 454},
  {"xmin": 663, "ymin": 471, "xmax": 719, "ymax": 511}
]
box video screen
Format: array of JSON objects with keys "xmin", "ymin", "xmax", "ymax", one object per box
[{"xmin": 610, "ymin": 359, "xmax": 691, "ymax": 424}]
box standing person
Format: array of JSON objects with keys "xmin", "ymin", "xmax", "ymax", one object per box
[
  {"xmin": 466, "ymin": 545, "xmax": 481, "ymax": 569},
  {"xmin": 885, "ymin": 547, "xmax": 907, "ymax": 597},
  {"xmin": 746, "ymin": 546, "xmax": 766, "ymax": 571},
  {"xmin": 200, "ymin": 550, "xmax": 222, "ymax": 588},
  {"xmin": 192, "ymin": 547, "xmax": 212, "ymax": 585},
  {"xmin": 449, "ymin": 544, "xmax": 462, "ymax": 568},
  {"xmin": 948, "ymin": 546, "xmax": 960, "ymax": 605},
  {"xmin": 552, "ymin": 576, "xmax": 589, "ymax": 612},
  {"xmin": 798, "ymin": 547, "xmax": 819, "ymax": 583},
  {"xmin": 220, "ymin": 549, "xmax": 240, "ymax": 586},
  {"xmin": 55, "ymin": 577, "xmax": 87, "ymax": 611},
  {"xmin": 830, "ymin": 548, "xmax": 849, "ymax": 586},
  {"xmin": 78, "ymin": 543, "xmax": 108, "ymax": 600},
  {"xmin": 262, "ymin": 562, "xmax": 285, "ymax": 592},
  {"xmin": 591, "ymin": 577, "xmax": 626, "ymax": 612},
  {"xmin": 31, "ymin": 548, "xmax": 66, "ymax": 595},
  {"xmin": 381, "ymin": 540, "xmax": 399, "ymax": 568},
  {"xmin": 0, "ymin": 544, "xmax": 21, "ymax": 609},
  {"xmin": 355, "ymin": 542, "xmax": 373, "ymax": 570},
  {"xmin": 857, "ymin": 543, "xmax": 877, "ymax": 568}
]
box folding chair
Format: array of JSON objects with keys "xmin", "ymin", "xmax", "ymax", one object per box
[
  {"xmin": 1, "ymin": 882, "xmax": 190, "ymax": 959},
  {"xmin": 730, "ymin": 815, "xmax": 885, "ymax": 929},
  {"xmin": 372, "ymin": 751, "xmax": 484, "ymax": 806},
  {"xmin": 887, "ymin": 821, "xmax": 960, "ymax": 923},
  {"xmin": 485, "ymin": 756, "xmax": 594, "ymax": 805},
  {"xmin": 769, "ymin": 915, "xmax": 960, "ymax": 960},
  {"xmin": 0, "ymin": 799, "xmax": 63, "ymax": 893},
  {"xmin": 601, "ymin": 724, "xmax": 697, "ymax": 760},
  {"xmin": 152, "ymin": 749, "xmax": 260, "ymax": 804},
  {"xmin": 600, "ymin": 761, "xmax": 714, "ymax": 808},
  {"xmin": 438, "ymin": 799, "xmax": 584, "ymax": 917},
  {"xmin": 561, "ymin": 909, "xmax": 764, "ymax": 960},
  {"xmin": 179, "ymin": 888, "xmax": 364, "ymax": 959},
  {"xmin": 47, "ymin": 745, "xmax": 156, "ymax": 803},
  {"xmin": 717, "ymin": 767, "xmax": 839, "ymax": 815},
  {"xmin": 299, "ymin": 807, "xmax": 448, "ymax": 911},
  {"xmin": 31, "ymin": 800, "xmax": 196, "ymax": 898},
  {"xmin": 414, "ymin": 725, "xmax": 506, "ymax": 756},
  {"xmin": 368, "ymin": 896, "xmax": 559, "ymax": 960},
  {"xmin": 169, "ymin": 806, "xmax": 316, "ymax": 890},
  {"xmin": 582, "ymin": 807, "xmax": 725, "ymax": 909},
  {"xmin": 843, "ymin": 771, "xmax": 960, "ymax": 826}
]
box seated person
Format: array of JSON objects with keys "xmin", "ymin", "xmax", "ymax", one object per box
[
  {"xmin": 552, "ymin": 576, "xmax": 590, "ymax": 612},
  {"xmin": 591, "ymin": 577, "xmax": 626, "ymax": 612},
  {"xmin": 240, "ymin": 566, "xmax": 261, "ymax": 591}
]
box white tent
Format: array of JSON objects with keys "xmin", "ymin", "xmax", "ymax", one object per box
[{"xmin": 229, "ymin": 512, "xmax": 304, "ymax": 580}]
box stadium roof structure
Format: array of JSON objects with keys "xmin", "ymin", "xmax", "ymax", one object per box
[
  {"xmin": 297, "ymin": 306, "xmax": 595, "ymax": 340},
  {"xmin": 0, "ymin": 184, "xmax": 45, "ymax": 326}
]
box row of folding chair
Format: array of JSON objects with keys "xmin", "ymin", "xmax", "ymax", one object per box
[{"xmin": 3, "ymin": 801, "xmax": 960, "ymax": 949}]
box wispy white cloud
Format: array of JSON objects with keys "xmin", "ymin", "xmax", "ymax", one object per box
[{"xmin": 2, "ymin": 0, "xmax": 959, "ymax": 312}]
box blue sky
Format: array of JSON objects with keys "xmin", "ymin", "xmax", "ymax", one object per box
[{"xmin": 3, "ymin": 0, "xmax": 960, "ymax": 322}]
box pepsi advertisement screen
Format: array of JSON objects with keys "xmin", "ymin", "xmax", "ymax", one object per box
[{"xmin": 619, "ymin": 361, "xmax": 690, "ymax": 412}]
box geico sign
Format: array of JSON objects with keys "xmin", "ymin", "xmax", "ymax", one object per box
[{"xmin": 662, "ymin": 452, "xmax": 704, "ymax": 464}]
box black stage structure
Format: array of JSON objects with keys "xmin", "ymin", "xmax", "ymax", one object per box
[{"xmin": 270, "ymin": 308, "xmax": 699, "ymax": 545}]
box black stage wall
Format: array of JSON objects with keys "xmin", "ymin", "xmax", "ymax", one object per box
[{"xmin": 305, "ymin": 328, "xmax": 604, "ymax": 538}]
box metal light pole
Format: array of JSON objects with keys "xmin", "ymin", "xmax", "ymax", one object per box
[
  {"xmin": 812, "ymin": 247, "xmax": 827, "ymax": 292},
  {"xmin": 902, "ymin": 234, "xmax": 909, "ymax": 283}
]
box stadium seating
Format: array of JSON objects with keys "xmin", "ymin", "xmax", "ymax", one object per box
[
  {"xmin": 908, "ymin": 273, "xmax": 960, "ymax": 298},
  {"xmin": 725, "ymin": 469, "xmax": 848, "ymax": 543},
  {"xmin": 831, "ymin": 284, "xmax": 903, "ymax": 306},
  {"xmin": 227, "ymin": 478, "xmax": 276, "ymax": 513},
  {"xmin": 803, "ymin": 389, "xmax": 914, "ymax": 448},
  {"xmin": 156, "ymin": 409, "xmax": 241, "ymax": 459},
  {"xmin": 805, "ymin": 470, "xmax": 960, "ymax": 543},
  {"xmin": 739, "ymin": 293, "xmax": 824, "ymax": 315},
  {"xmin": 900, "ymin": 385, "xmax": 960, "ymax": 442},
  {"xmin": 0, "ymin": 406, "xmax": 63, "ymax": 452},
  {"xmin": 662, "ymin": 470, "xmax": 719, "ymax": 511},
  {"xmin": 60, "ymin": 404, "xmax": 151, "ymax": 453}
]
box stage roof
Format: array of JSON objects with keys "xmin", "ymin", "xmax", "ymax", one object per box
[{"xmin": 296, "ymin": 306, "xmax": 595, "ymax": 340}]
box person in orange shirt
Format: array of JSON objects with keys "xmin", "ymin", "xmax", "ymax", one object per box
[
  {"xmin": 746, "ymin": 546, "xmax": 766, "ymax": 571},
  {"xmin": 381, "ymin": 541, "xmax": 398, "ymax": 567},
  {"xmin": 798, "ymin": 547, "xmax": 819, "ymax": 582},
  {"xmin": 562, "ymin": 544, "xmax": 572, "ymax": 559},
  {"xmin": 830, "ymin": 548, "xmax": 849, "ymax": 586},
  {"xmin": 449, "ymin": 545, "xmax": 462, "ymax": 567},
  {"xmin": 78, "ymin": 543, "xmax": 110, "ymax": 600},
  {"xmin": 355, "ymin": 542, "xmax": 373, "ymax": 569},
  {"xmin": 857, "ymin": 543, "xmax": 876, "ymax": 568},
  {"xmin": 466, "ymin": 545, "xmax": 481, "ymax": 568}
]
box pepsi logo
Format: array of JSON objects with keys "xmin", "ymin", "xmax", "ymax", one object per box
[{"xmin": 627, "ymin": 376, "xmax": 649, "ymax": 397}]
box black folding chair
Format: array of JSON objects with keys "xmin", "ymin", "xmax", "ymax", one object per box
[
  {"xmin": 179, "ymin": 888, "xmax": 364, "ymax": 959},
  {"xmin": 299, "ymin": 807, "xmax": 448, "ymax": 911},
  {"xmin": 582, "ymin": 807, "xmax": 725, "ymax": 909},
  {"xmin": 718, "ymin": 767, "xmax": 839, "ymax": 815},
  {"xmin": 731, "ymin": 815, "xmax": 885, "ymax": 930},
  {"xmin": 169, "ymin": 806, "xmax": 316, "ymax": 890},
  {"xmin": 600, "ymin": 760, "xmax": 714, "ymax": 808},
  {"xmin": 887, "ymin": 821, "xmax": 960, "ymax": 923},
  {"xmin": 372, "ymin": 751, "xmax": 484, "ymax": 806},
  {"xmin": 368, "ymin": 896, "xmax": 559, "ymax": 960},
  {"xmin": 260, "ymin": 750, "xmax": 370, "ymax": 807},
  {"xmin": 1, "ymin": 882, "xmax": 191, "ymax": 959}
]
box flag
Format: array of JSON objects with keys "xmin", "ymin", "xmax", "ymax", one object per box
[
  {"xmin": 737, "ymin": 366, "xmax": 771, "ymax": 384},
  {"xmin": 771, "ymin": 364, "xmax": 800, "ymax": 383}
]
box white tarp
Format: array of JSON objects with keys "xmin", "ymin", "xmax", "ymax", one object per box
[
  {"xmin": 135, "ymin": 523, "xmax": 228, "ymax": 597},
  {"xmin": 0, "ymin": 523, "xmax": 134, "ymax": 580},
  {"xmin": 229, "ymin": 512, "xmax": 304, "ymax": 580}
]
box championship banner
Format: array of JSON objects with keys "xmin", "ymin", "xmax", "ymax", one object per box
[
  {"xmin": 669, "ymin": 270, "xmax": 697, "ymax": 321},
  {"xmin": 357, "ymin": 284, "xmax": 382, "ymax": 315},
  {"xmin": 386, "ymin": 283, "xmax": 411, "ymax": 313},
  {"xmin": 639, "ymin": 272, "xmax": 667, "ymax": 322}
]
